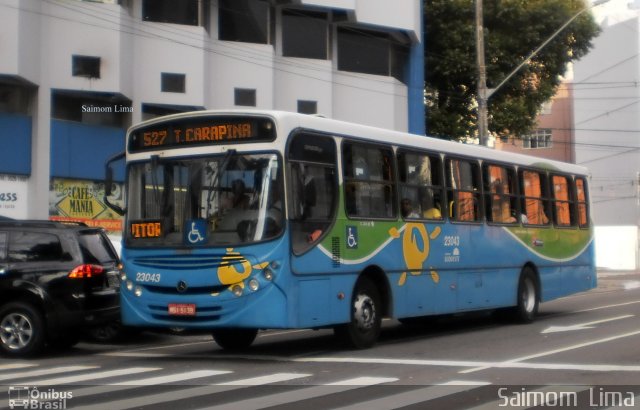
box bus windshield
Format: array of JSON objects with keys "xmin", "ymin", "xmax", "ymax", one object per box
[{"xmin": 126, "ymin": 152, "xmax": 283, "ymax": 247}]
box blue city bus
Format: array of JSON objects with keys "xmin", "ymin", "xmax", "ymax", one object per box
[{"xmin": 104, "ymin": 110, "xmax": 596, "ymax": 349}]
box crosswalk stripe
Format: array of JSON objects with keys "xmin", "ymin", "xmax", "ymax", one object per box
[
  {"xmin": 197, "ymin": 376, "xmax": 398, "ymax": 410},
  {"xmin": 23, "ymin": 367, "xmax": 160, "ymax": 385},
  {"xmin": 75, "ymin": 372, "xmax": 312, "ymax": 410},
  {"xmin": 216, "ymin": 372, "xmax": 313, "ymax": 386},
  {"xmin": 326, "ymin": 376, "xmax": 398, "ymax": 386},
  {"xmin": 0, "ymin": 366, "xmax": 98, "ymax": 382},
  {"xmin": 331, "ymin": 384, "xmax": 481, "ymax": 410},
  {"xmin": 113, "ymin": 369, "xmax": 232, "ymax": 386},
  {"xmin": 0, "ymin": 363, "xmax": 36, "ymax": 371},
  {"xmin": 69, "ymin": 369, "xmax": 233, "ymax": 399}
]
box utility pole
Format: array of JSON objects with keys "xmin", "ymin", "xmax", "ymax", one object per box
[{"xmin": 475, "ymin": 0, "xmax": 489, "ymax": 146}]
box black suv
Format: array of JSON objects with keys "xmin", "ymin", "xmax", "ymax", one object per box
[{"xmin": 0, "ymin": 220, "xmax": 121, "ymax": 357}]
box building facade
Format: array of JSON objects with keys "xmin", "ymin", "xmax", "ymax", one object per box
[
  {"xmin": 572, "ymin": 11, "xmax": 640, "ymax": 270},
  {"xmin": 494, "ymin": 82, "xmax": 575, "ymax": 164},
  {"xmin": 0, "ymin": 0, "xmax": 423, "ymax": 227}
]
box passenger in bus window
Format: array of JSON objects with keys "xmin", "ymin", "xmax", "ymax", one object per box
[
  {"xmin": 230, "ymin": 179, "xmax": 251, "ymax": 209},
  {"xmin": 401, "ymin": 198, "xmax": 420, "ymax": 218}
]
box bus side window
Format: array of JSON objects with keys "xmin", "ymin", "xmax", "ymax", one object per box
[
  {"xmin": 343, "ymin": 143, "xmax": 396, "ymax": 219},
  {"xmin": 287, "ymin": 133, "xmax": 337, "ymax": 255},
  {"xmin": 484, "ymin": 164, "xmax": 518, "ymax": 224},
  {"xmin": 446, "ymin": 158, "xmax": 481, "ymax": 222},
  {"xmin": 575, "ymin": 177, "xmax": 589, "ymax": 228},
  {"xmin": 551, "ymin": 174, "xmax": 575, "ymax": 227},
  {"xmin": 397, "ymin": 150, "xmax": 444, "ymax": 220},
  {"xmin": 520, "ymin": 170, "xmax": 550, "ymax": 226}
]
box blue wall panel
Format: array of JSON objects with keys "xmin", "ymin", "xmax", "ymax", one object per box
[
  {"xmin": 0, "ymin": 113, "xmax": 32, "ymax": 175},
  {"xmin": 51, "ymin": 120, "xmax": 125, "ymax": 181}
]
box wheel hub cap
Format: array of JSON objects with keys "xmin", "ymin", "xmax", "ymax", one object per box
[{"xmin": 1, "ymin": 313, "xmax": 32, "ymax": 350}]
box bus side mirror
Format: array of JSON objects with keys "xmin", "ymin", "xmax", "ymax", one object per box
[{"xmin": 104, "ymin": 151, "xmax": 126, "ymax": 216}]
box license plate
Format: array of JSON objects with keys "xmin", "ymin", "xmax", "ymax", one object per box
[
  {"xmin": 107, "ymin": 275, "xmax": 120, "ymax": 288},
  {"xmin": 168, "ymin": 303, "xmax": 196, "ymax": 316}
]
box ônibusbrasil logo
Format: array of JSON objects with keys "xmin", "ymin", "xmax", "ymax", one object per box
[{"xmin": 8, "ymin": 386, "xmax": 72, "ymax": 409}]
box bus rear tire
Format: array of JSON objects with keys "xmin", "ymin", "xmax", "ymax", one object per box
[
  {"xmin": 334, "ymin": 277, "xmax": 381, "ymax": 349},
  {"xmin": 212, "ymin": 328, "xmax": 258, "ymax": 350},
  {"xmin": 512, "ymin": 268, "xmax": 539, "ymax": 323}
]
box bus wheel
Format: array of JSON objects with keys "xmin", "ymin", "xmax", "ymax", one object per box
[
  {"xmin": 0, "ymin": 302, "xmax": 46, "ymax": 357},
  {"xmin": 334, "ymin": 277, "xmax": 381, "ymax": 349},
  {"xmin": 513, "ymin": 268, "xmax": 539, "ymax": 323},
  {"xmin": 212, "ymin": 328, "xmax": 258, "ymax": 350}
]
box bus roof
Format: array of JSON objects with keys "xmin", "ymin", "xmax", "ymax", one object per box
[{"xmin": 128, "ymin": 109, "xmax": 589, "ymax": 177}]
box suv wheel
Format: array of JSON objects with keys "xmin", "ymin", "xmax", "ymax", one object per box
[{"xmin": 0, "ymin": 302, "xmax": 46, "ymax": 357}]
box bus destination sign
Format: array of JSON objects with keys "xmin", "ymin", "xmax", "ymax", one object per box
[{"xmin": 129, "ymin": 116, "xmax": 276, "ymax": 152}]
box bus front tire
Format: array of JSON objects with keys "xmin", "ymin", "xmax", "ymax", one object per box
[
  {"xmin": 512, "ymin": 268, "xmax": 539, "ymax": 323},
  {"xmin": 212, "ymin": 328, "xmax": 258, "ymax": 350},
  {"xmin": 334, "ymin": 277, "xmax": 382, "ymax": 349}
]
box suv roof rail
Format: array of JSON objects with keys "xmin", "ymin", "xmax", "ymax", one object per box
[{"xmin": 0, "ymin": 220, "xmax": 89, "ymax": 229}]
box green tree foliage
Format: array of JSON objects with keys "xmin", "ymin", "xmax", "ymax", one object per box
[{"xmin": 424, "ymin": 0, "xmax": 600, "ymax": 140}]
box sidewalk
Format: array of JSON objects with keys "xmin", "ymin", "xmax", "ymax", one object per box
[{"xmin": 596, "ymin": 269, "xmax": 640, "ymax": 292}]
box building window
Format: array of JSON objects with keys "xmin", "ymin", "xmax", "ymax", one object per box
[
  {"xmin": 72, "ymin": 55, "xmax": 100, "ymax": 79},
  {"xmin": 522, "ymin": 129, "xmax": 552, "ymax": 149},
  {"xmin": 282, "ymin": 10, "xmax": 328, "ymax": 59},
  {"xmin": 219, "ymin": 0, "xmax": 269, "ymax": 44},
  {"xmin": 234, "ymin": 88, "xmax": 256, "ymax": 107},
  {"xmin": 142, "ymin": 0, "xmax": 199, "ymax": 26},
  {"xmin": 161, "ymin": 73, "xmax": 186, "ymax": 93},
  {"xmin": 337, "ymin": 27, "xmax": 408, "ymax": 82},
  {"xmin": 297, "ymin": 100, "xmax": 317, "ymax": 114}
]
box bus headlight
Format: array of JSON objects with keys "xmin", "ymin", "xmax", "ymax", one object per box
[
  {"xmin": 134, "ymin": 286, "xmax": 143, "ymax": 297},
  {"xmin": 248, "ymin": 279, "xmax": 259, "ymax": 292},
  {"xmin": 263, "ymin": 268, "xmax": 274, "ymax": 281},
  {"xmin": 120, "ymin": 272, "xmax": 127, "ymax": 281},
  {"xmin": 231, "ymin": 284, "xmax": 243, "ymax": 297},
  {"xmin": 126, "ymin": 280, "xmax": 134, "ymax": 291}
]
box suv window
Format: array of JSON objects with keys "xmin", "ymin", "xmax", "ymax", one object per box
[
  {"xmin": 8, "ymin": 232, "xmax": 64, "ymax": 262},
  {"xmin": 0, "ymin": 232, "xmax": 7, "ymax": 260},
  {"xmin": 78, "ymin": 232, "xmax": 118, "ymax": 264}
]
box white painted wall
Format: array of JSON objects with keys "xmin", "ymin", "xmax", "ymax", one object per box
[
  {"xmin": 595, "ymin": 226, "xmax": 639, "ymax": 270},
  {"xmin": 573, "ymin": 16, "xmax": 640, "ymax": 227}
]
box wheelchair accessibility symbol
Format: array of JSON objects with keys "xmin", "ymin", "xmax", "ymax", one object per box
[
  {"xmin": 185, "ymin": 219, "xmax": 207, "ymax": 245},
  {"xmin": 346, "ymin": 226, "xmax": 358, "ymax": 249}
]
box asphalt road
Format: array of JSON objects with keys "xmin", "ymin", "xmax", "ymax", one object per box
[{"xmin": 2, "ymin": 271, "xmax": 640, "ymax": 409}]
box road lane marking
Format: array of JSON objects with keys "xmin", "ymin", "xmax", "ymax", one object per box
[
  {"xmin": 460, "ymin": 328, "xmax": 640, "ymax": 374},
  {"xmin": 0, "ymin": 366, "xmax": 98, "ymax": 382},
  {"xmin": 291, "ymin": 356, "xmax": 640, "ymax": 372},
  {"xmin": 541, "ymin": 314, "xmax": 634, "ymax": 333},
  {"xmin": 575, "ymin": 300, "xmax": 640, "ymax": 313},
  {"xmin": 23, "ymin": 367, "xmax": 160, "ymax": 385}
]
